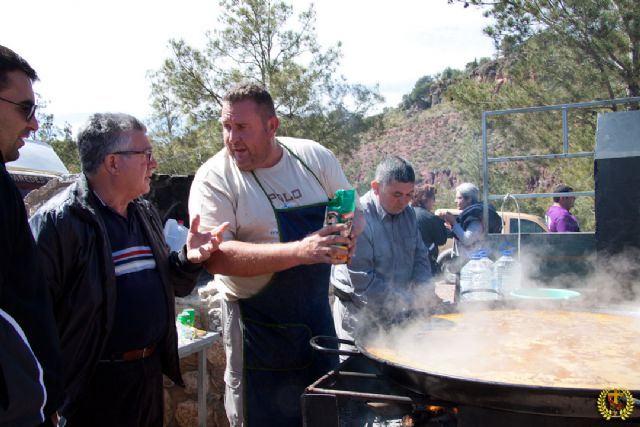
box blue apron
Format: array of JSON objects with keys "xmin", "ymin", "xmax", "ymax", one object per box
[{"xmin": 239, "ymin": 147, "xmax": 338, "ymax": 426}]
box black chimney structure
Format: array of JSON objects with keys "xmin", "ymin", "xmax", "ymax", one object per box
[{"xmin": 594, "ymin": 109, "xmax": 640, "ymax": 296}]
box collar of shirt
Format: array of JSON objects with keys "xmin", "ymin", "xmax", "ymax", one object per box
[
  {"xmin": 370, "ymin": 190, "xmax": 393, "ymax": 221},
  {"xmin": 92, "ymin": 190, "xmax": 135, "ymax": 222}
]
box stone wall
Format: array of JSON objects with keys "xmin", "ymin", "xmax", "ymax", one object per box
[{"xmin": 165, "ymin": 278, "xmax": 229, "ymax": 427}]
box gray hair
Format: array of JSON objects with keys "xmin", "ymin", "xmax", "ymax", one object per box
[
  {"xmin": 77, "ymin": 113, "xmax": 147, "ymax": 175},
  {"xmin": 374, "ymin": 156, "xmax": 415, "ymax": 186},
  {"xmin": 456, "ymin": 182, "xmax": 479, "ymax": 204}
]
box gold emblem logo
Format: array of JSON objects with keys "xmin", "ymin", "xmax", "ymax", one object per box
[{"xmin": 597, "ymin": 389, "xmax": 635, "ymax": 420}]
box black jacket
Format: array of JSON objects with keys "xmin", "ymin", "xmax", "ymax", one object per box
[
  {"xmin": 0, "ymin": 159, "xmax": 63, "ymax": 426},
  {"xmin": 413, "ymin": 206, "xmax": 448, "ymax": 273},
  {"xmin": 29, "ymin": 174, "xmax": 201, "ymax": 417},
  {"xmin": 457, "ymin": 202, "xmax": 503, "ymax": 234}
]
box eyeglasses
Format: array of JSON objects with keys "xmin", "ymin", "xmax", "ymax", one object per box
[
  {"xmin": 112, "ymin": 149, "xmax": 154, "ymax": 163},
  {"xmin": 0, "ymin": 96, "xmax": 38, "ymax": 121}
]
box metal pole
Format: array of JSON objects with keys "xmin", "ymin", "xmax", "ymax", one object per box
[
  {"xmin": 562, "ymin": 108, "xmax": 569, "ymax": 155},
  {"xmin": 484, "ymin": 96, "xmax": 640, "ymax": 117},
  {"xmin": 488, "ymin": 191, "xmax": 595, "ymax": 201},
  {"xmin": 482, "ymin": 111, "xmax": 489, "ymax": 230},
  {"xmin": 198, "ymin": 349, "xmax": 207, "ymax": 427}
]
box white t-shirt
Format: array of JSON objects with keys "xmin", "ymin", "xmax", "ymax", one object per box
[{"xmin": 189, "ymin": 137, "xmax": 353, "ymax": 300}]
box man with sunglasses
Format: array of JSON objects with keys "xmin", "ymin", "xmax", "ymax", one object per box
[
  {"xmin": 0, "ymin": 45, "xmax": 63, "ymax": 427},
  {"xmin": 30, "ymin": 113, "xmax": 229, "ymax": 427}
]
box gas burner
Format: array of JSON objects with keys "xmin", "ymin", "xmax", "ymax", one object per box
[{"xmin": 302, "ymin": 355, "xmax": 457, "ymax": 427}]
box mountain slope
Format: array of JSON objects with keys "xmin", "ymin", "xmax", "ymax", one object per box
[{"xmin": 340, "ymin": 103, "xmax": 475, "ymax": 201}]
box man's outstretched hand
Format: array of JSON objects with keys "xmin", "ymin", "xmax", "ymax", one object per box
[{"xmin": 185, "ymin": 214, "xmax": 229, "ymax": 264}]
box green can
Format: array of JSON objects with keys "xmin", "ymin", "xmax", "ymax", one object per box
[{"xmin": 324, "ymin": 189, "xmax": 356, "ymax": 263}]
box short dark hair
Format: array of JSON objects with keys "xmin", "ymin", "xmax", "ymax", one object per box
[
  {"xmin": 553, "ymin": 184, "xmax": 573, "ymax": 202},
  {"xmin": 412, "ymin": 184, "xmax": 437, "ymax": 208},
  {"xmin": 222, "ymin": 82, "xmax": 276, "ymax": 119},
  {"xmin": 0, "ymin": 45, "xmax": 38, "ymax": 91},
  {"xmin": 78, "ymin": 113, "xmax": 147, "ymax": 175},
  {"xmin": 375, "ymin": 156, "xmax": 415, "ymax": 186}
]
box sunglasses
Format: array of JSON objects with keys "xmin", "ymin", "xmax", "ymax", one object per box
[
  {"xmin": 0, "ymin": 96, "xmax": 38, "ymax": 121},
  {"xmin": 112, "ymin": 148, "xmax": 154, "ymax": 163}
]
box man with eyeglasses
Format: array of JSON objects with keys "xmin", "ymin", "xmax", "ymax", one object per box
[
  {"xmin": 30, "ymin": 112, "xmax": 229, "ymax": 427},
  {"xmin": 0, "ymin": 45, "xmax": 63, "ymax": 427}
]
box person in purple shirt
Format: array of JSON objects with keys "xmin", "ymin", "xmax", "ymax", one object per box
[{"xmin": 546, "ymin": 184, "xmax": 580, "ymax": 232}]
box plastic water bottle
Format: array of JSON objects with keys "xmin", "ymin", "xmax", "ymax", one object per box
[
  {"xmin": 478, "ymin": 248, "xmax": 494, "ymax": 272},
  {"xmin": 164, "ymin": 218, "xmax": 189, "ymax": 252},
  {"xmin": 493, "ymin": 249, "xmax": 520, "ymax": 297},
  {"xmin": 459, "ymin": 250, "xmax": 498, "ymax": 301}
]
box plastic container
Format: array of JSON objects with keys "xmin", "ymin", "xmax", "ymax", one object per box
[
  {"xmin": 477, "ymin": 248, "xmax": 494, "ymax": 272},
  {"xmin": 510, "ymin": 288, "xmax": 580, "ymax": 300},
  {"xmin": 176, "ymin": 313, "xmax": 193, "ymax": 342},
  {"xmin": 324, "ymin": 189, "xmax": 356, "ymax": 263},
  {"xmin": 183, "ymin": 308, "xmax": 195, "ymax": 327},
  {"xmin": 493, "ymin": 249, "xmax": 521, "ymax": 297},
  {"xmin": 459, "ymin": 250, "xmax": 498, "ymax": 302},
  {"xmin": 164, "ymin": 218, "xmax": 189, "ymax": 252}
]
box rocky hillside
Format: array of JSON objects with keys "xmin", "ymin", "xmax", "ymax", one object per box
[{"xmin": 339, "ymin": 102, "xmax": 476, "ymax": 203}]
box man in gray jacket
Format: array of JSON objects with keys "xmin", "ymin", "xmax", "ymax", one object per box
[
  {"xmin": 331, "ymin": 156, "xmax": 435, "ymax": 345},
  {"xmin": 30, "ymin": 113, "xmax": 227, "ymax": 427}
]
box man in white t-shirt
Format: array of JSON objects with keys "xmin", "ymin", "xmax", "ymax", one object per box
[{"xmin": 189, "ymin": 82, "xmax": 359, "ymax": 427}]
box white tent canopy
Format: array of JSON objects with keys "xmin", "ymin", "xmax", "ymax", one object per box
[{"xmin": 6, "ymin": 139, "xmax": 69, "ymax": 175}]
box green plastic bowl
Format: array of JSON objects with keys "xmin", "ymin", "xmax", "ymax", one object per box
[{"xmin": 510, "ymin": 288, "xmax": 581, "ymax": 300}]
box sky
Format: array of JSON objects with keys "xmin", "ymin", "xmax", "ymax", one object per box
[{"xmin": 1, "ymin": 0, "xmax": 495, "ymax": 134}]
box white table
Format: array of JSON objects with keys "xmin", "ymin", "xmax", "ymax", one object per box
[{"xmin": 178, "ymin": 332, "xmax": 220, "ymax": 427}]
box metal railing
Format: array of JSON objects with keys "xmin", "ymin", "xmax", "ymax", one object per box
[{"xmin": 481, "ymin": 96, "xmax": 640, "ymax": 225}]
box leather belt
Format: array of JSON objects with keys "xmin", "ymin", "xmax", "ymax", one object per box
[{"xmin": 102, "ymin": 343, "xmax": 157, "ymax": 362}]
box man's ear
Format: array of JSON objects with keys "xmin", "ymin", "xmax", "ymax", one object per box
[
  {"xmin": 371, "ymin": 180, "xmax": 380, "ymax": 195},
  {"xmin": 103, "ymin": 154, "xmax": 119, "ymax": 175},
  {"xmin": 266, "ymin": 115, "xmax": 279, "ymax": 137}
]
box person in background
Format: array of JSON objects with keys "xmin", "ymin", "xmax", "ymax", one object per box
[
  {"xmin": 0, "ymin": 44, "xmax": 63, "ymax": 427},
  {"xmin": 30, "ymin": 113, "xmax": 227, "ymax": 427},
  {"xmin": 412, "ymin": 183, "xmax": 447, "ymax": 275},
  {"xmin": 546, "ymin": 184, "xmax": 580, "ymax": 232},
  {"xmin": 439, "ymin": 182, "xmax": 502, "ymax": 266},
  {"xmin": 331, "ymin": 156, "xmax": 435, "ymax": 349},
  {"xmin": 189, "ymin": 82, "xmax": 360, "ymax": 427}
]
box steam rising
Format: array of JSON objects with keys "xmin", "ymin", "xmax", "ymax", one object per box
[{"xmin": 351, "ymin": 245, "xmax": 640, "ymax": 390}]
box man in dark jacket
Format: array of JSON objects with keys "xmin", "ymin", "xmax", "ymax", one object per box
[
  {"xmin": 0, "ymin": 45, "xmax": 63, "ymax": 427},
  {"xmin": 412, "ymin": 184, "xmax": 447, "ymax": 275},
  {"xmin": 30, "ymin": 113, "xmax": 228, "ymax": 427}
]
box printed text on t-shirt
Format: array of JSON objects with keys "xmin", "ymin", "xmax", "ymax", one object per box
[{"xmin": 268, "ymin": 189, "xmax": 302, "ymax": 205}]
